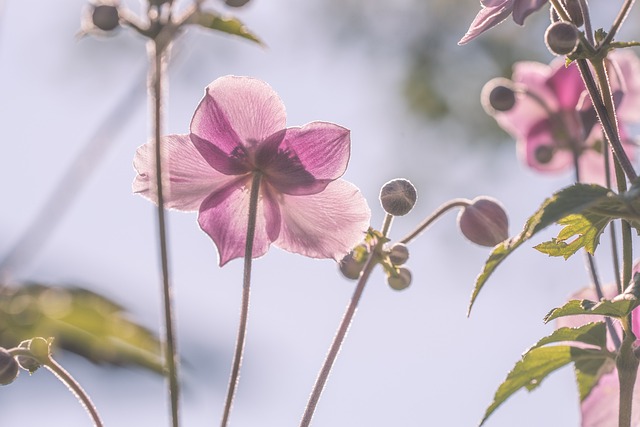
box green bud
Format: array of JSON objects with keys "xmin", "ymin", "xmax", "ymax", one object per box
[
  {"xmin": 387, "ymin": 267, "xmax": 412, "ymax": 291},
  {"xmin": 388, "ymin": 243, "xmax": 409, "ymax": 266}
]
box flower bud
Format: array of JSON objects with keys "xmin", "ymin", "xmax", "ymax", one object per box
[
  {"xmin": 458, "ymin": 197, "xmax": 509, "ymax": 247},
  {"xmin": 388, "ymin": 267, "xmax": 412, "ymax": 291},
  {"xmin": 388, "ymin": 243, "xmax": 409, "ymax": 265},
  {"xmin": 91, "ymin": 4, "xmax": 120, "ymax": 32},
  {"xmin": 481, "ymin": 78, "xmax": 516, "ymax": 114},
  {"xmin": 225, "ymin": 0, "xmax": 251, "ymax": 7},
  {"xmin": 339, "ymin": 251, "xmax": 365, "ymax": 280},
  {"xmin": 0, "ymin": 348, "xmax": 19, "ymax": 385},
  {"xmin": 545, "ymin": 22, "xmax": 580, "ymax": 56},
  {"xmin": 380, "ymin": 179, "xmax": 417, "ymax": 216}
]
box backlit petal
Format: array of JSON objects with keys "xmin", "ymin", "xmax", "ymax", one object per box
[
  {"xmin": 546, "ymin": 60, "xmax": 585, "ymax": 110},
  {"xmin": 274, "ymin": 180, "xmax": 370, "ymax": 260},
  {"xmin": 512, "ymin": 0, "xmax": 546, "ymax": 25},
  {"xmin": 197, "ymin": 176, "xmax": 282, "ymax": 266},
  {"xmin": 517, "ymin": 118, "xmax": 573, "ymax": 172},
  {"xmin": 133, "ymin": 134, "xmax": 231, "ymax": 211},
  {"xmin": 458, "ymin": 1, "xmax": 513, "ymax": 45}
]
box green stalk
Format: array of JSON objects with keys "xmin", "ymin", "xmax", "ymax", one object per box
[{"xmin": 220, "ymin": 172, "xmax": 262, "ymax": 427}]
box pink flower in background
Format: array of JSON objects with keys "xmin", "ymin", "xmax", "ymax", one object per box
[
  {"xmin": 483, "ymin": 51, "xmax": 640, "ymax": 183},
  {"xmin": 557, "ymin": 281, "xmax": 640, "ymax": 427},
  {"xmin": 459, "ymin": 0, "xmax": 547, "ymax": 45},
  {"xmin": 133, "ymin": 76, "xmax": 371, "ymax": 266}
]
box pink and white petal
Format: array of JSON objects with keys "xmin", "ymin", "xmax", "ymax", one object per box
[
  {"xmin": 512, "ymin": 0, "xmax": 546, "ymax": 25},
  {"xmin": 458, "ymin": 1, "xmax": 513, "ymax": 45},
  {"xmin": 274, "ymin": 179, "xmax": 370, "ymax": 260},
  {"xmin": 517, "ymin": 119, "xmax": 573, "ymax": 172},
  {"xmin": 580, "ymin": 368, "xmax": 640, "ymax": 427},
  {"xmin": 547, "ymin": 60, "xmax": 586, "ymax": 111},
  {"xmin": 133, "ymin": 134, "xmax": 231, "ymax": 211},
  {"xmin": 609, "ymin": 50, "xmax": 640, "ymax": 123},
  {"xmin": 512, "ymin": 61, "xmax": 558, "ymax": 109},
  {"xmin": 197, "ymin": 176, "xmax": 282, "ymax": 266},
  {"xmin": 192, "ymin": 76, "xmax": 287, "ymax": 150}
]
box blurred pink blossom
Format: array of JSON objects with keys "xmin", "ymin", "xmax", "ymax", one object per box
[
  {"xmin": 133, "ymin": 76, "xmax": 371, "ymax": 266},
  {"xmin": 483, "ymin": 51, "xmax": 640, "ymax": 183},
  {"xmin": 459, "ymin": 0, "xmax": 547, "ymax": 45}
]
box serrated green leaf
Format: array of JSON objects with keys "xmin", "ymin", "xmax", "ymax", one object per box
[
  {"xmin": 573, "ymin": 349, "xmax": 615, "ymax": 401},
  {"xmin": 0, "ymin": 284, "xmax": 163, "ymax": 374},
  {"xmin": 532, "ymin": 322, "xmax": 607, "ymax": 349},
  {"xmin": 544, "ymin": 298, "xmax": 638, "ymax": 323},
  {"xmin": 191, "ymin": 10, "xmax": 263, "ymax": 45},
  {"xmin": 480, "ymin": 346, "xmax": 574, "ymax": 425},
  {"xmin": 468, "ymin": 184, "xmax": 611, "ymax": 315}
]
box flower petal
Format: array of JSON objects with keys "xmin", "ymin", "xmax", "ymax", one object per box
[
  {"xmin": 511, "ymin": 0, "xmax": 546, "ymax": 25},
  {"xmin": 546, "ymin": 60, "xmax": 585, "ymax": 111},
  {"xmin": 197, "ymin": 176, "xmax": 282, "ymax": 266},
  {"xmin": 458, "ymin": 1, "xmax": 513, "ymax": 45},
  {"xmin": 261, "ymin": 122, "xmax": 351, "ymax": 195},
  {"xmin": 274, "ymin": 179, "xmax": 371, "ymax": 260},
  {"xmin": 581, "ymin": 370, "xmax": 620, "ymax": 427},
  {"xmin": 609, "ymin": 50, "xmax": 640, "ymax": 123},
  {"xmin": 517, "ymin": 118, "xmax": 573, "ymax": 172},
  {"xmin": 133, "ymin": 134, "xmax": 231, "ymax": 211},
  {"xmin": 190, "ymin": 76, "xmax": 287, "ymax": 175}
]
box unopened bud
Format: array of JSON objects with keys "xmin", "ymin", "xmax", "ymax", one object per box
[
  {"xmin": 545, "ymin": 22, "xmax": 580, "ymax": 56},
  {"xmin": 380, "ymin": 179, "xmax": 417, "ymax": 216},
  {"xmin": 534, "ymin": 145, "xmax": 555, "ymax": 164},
  {"xmin": 388, "ymin": 267, "xmax": 412, "ymax": 291},
  {"xmin": 458, "ymin": 197, "xmax": 509, "ymax": 247},
  {"xmin": 91, "ymin": 4, "xmax": 120, "ymax": 32},
  {"xmin": 225, "ymin": 0, "xmax": 251, "ymax": 7},
  {"xmin": 339, "ymin": 251, "xmax": 366, "ymax": 280},
  {"xmin": 482, "ymin": 78, "xmax": 517, "ymax": 114},
  {"xmin": 388, "ymin": 243, "xmax": 409, "ymax": 265},
  {"xmin": 0, "ymin": 348, "xmax": 19, "ymax": 385}
]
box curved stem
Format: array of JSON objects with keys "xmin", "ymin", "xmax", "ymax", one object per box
[
  {"xmin": 399, "ymin": 199, "xmax": 471, "ymax": 244},
  {"xmin": 299, "ymin": 217, "xmax": 390, "ymax": 427},
  {"xmin": 603, "ymin": 0, "xmax": 636, "ymax": 46},
  {"xmin": 220, "ymin": 172, "xmax": 262, "ymax": 427},
  {"xmin": 149, "ymin": 39, "xmax": 180, "ymax": 427}
]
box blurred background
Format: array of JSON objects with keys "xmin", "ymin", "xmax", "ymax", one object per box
[{"xmin": 0, "ymin": 0, "xmax": 639, "ymax": 425}]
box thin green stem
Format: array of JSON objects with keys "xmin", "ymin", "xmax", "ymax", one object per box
[
  {"xmin": 399, "ymin": 199, "xmax": 471, "ymax": 244},
  {"xmin": 617, "ymin": 331, "xmax": 638, "ymax": 427},
  {"xmin": 220, "ymin": 172, "xmax": 262, "ymax": 427},
  {"xmin": 603, "ymin": 0, "xmax": 636, "ymax": 46},
  {"xmin": 576, "ymin": 58, "xmax": 637, "ymax": 181},
  {"xmin": 10, "ymin": 348, "xmax": 104, "ymax": 427},
  {"xmin": 299, "ymin": 218, "xmax": 390, "ymax": 427},
  {"xmin": 149, "ymin": 39, "xmax": 180, "ymax": 427}
]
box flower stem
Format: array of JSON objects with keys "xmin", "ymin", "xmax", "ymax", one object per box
[
  {"xmin": 10, "ymin": 348, "xmax": 104, "ymax": 427},
  {"xmin": 617, "ymin": 331, "xmax": 638, "ymax": 427},
  {"xmin": 220, "ymin": 172, "xmax": 262, "ymax": 427},
  {"xmin": 299, "ymin": 214, "xmax": 391, "ymax": 427},
  {"xmin": 399, "ymin": 199, "xmax": 471, "ymax": 245},
  {"xmin": 576, "ymin": 0, "xmax": 595, "ymax": 46},
  {"xmin": 602, "ymin": 0, "xmax": 636, "ymax": 46},
  {"xmin": 149, "ymin": 38, "xmax": 180, "ymax": 427}
]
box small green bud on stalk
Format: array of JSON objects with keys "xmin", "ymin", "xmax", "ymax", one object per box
[
  {"xmin": 339, "ymin": 251, "xmax": 366, "ymax": 280},
  {"xmin": 388, "ymin": 267, "xmax": 412, "ymax": 291},
  {"xmin": 388, "ymin": 243, "xmax": 409, "ymax": 265},
  {"xmin": 380, "ymin": 179, "xmax": 417, "ymax": 216}
]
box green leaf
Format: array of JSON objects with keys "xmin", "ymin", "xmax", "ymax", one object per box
[
  {"xmin": 480, "ymin": 346, "xmax": 574, "ymax": 425},
  {"xmin": 544, "ymin": 298, "xmax": 638, "ymax": 323},
  {"xmin": 0, "ymin": 284, "xmax": 163, "ymax": 374},
  {"xmin": 468, "ymin": 183, "xmax": 611, "ymax": 315},
  {"xmin": 191, "ymin": 10, "xmax": 263, "ymax": 45},
  {"xmin": 532, "ymin": 322, "xmax": 607, "ymax": 349},
  {"xmin": 573, "ymin": 348, "xmax": 615, "ymax": 401}
]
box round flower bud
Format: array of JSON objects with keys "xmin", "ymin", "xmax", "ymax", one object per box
[
  {"xmin": 91, "ymin": 5, "xmax": 120, "ymax": 32},
  {"xmin": 0, "ymin": 348, "xmax": 19, "ymax": 385},
  {"xmin": 481, "ymin": 78, "xmax": 516, "ymax": 114},
  {"xmin": 388, "ymin": 267, "xmax": 412, "ymax": 291},
  {"xmin": 388, "ymin": 243, "xmax": 409, "ymax": 266},
  {"xmin": 339, "ymin": 252, "xmax": 365, "ymax": 280},
  {"xmin": 534, "ymin": 145, "xmax": 555, "ymax": 164},
  {"xmin": 380, "ymin": 179, "xmax": 417, "ymax": 216},
  {"xmin": 225, "ymin": 0, "xmax": 251, "ymax": 7},
  {"xmin": 458, "ymin": 197, "xmax": 509, "ymax": 247},
  {"xmin": 545, "ymin": 22, "xmax": 580, "ymax": 56}
]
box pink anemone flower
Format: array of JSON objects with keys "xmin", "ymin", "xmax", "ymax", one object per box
[
  {"xmin": 459, "ymin": 0, "xmax": 547, "ymax": 45},
  {"xmin": 133, "ymin": 76, "xmax": 371, "ymax": 266},
  {"xmin": 557, "ymin": 278, "xmax": 640, "ymax": 427},
  {"xmin": 483, "ymin": 51, "xmax": 639, "ymax": 183}
]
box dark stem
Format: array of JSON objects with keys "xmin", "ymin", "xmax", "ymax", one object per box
[
  {"xmin": 399, "ymin": 199, "xmax": 471, "ymax": 244},
  {"xmin": 220, "ymin": 172, "xmax": 262, "ymax": 427},
  {"xmin": 150, "ymin": 39, "xmax": 180, "ymax": 427},
  {"xmin": 299, "ymin": 214, "xmax": 391, "ymax": 427},
  {"xmin": 603, "ymin": 0, "xmax": 636, "ymax": 46},
  {"xmin": 576, "ymin": 58, "xmax": 637, "ymax": 181},
  {"xmin": 576, "ymin": 0, "xmax": 594, "ymax": 46},
  {"xmin": 617, "ymin": 331, "xmax": 638, "ymax": 427}
]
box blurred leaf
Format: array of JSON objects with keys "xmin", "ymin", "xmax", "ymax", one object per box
[
  {"xmin": 468, "ymin": 183, "xmax": 613, "ymax": 315},
  {"xmin": 480, "ymin": 323, "xmax": 613, "ymax": 426},
  {"xmin": 191, "ymin": 10, "xmax": 263, "ymax": 45},
  {"xmin": 544, "ymin": 298, "xmax": 638, "ymax": 323},
  {"xmin": 0, "ymin": 284, "xmax": 163, "ymax": 374}
]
